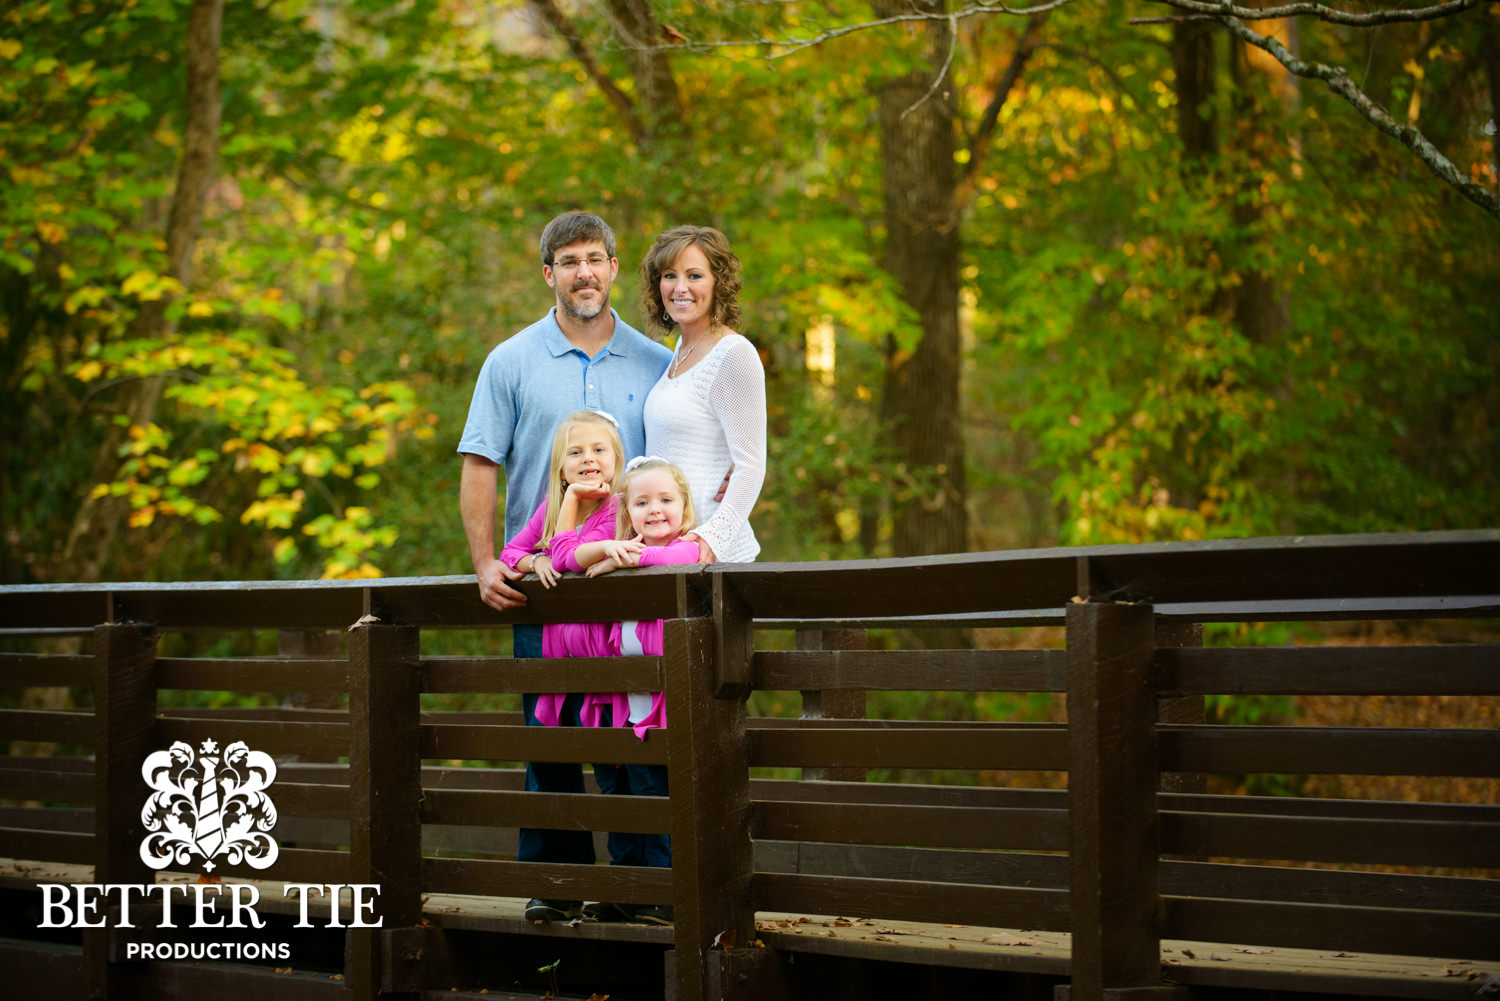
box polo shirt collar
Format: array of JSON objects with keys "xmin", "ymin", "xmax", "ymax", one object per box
[{"xmin": 544, "ymin": 307, "xmax": 633, "ymax": 358}]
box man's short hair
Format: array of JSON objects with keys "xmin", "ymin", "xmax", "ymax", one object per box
[{"xmin": 539, "ymin": 211, "xmax": 617, "ymax": 265}]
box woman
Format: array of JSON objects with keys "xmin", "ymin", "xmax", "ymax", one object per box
[{"xmin": 639, "ymin": 226, "xmax": 766, "ymax": 563}]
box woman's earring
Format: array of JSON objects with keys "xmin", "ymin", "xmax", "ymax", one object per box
[{"xmin": 661, "ymin": 310, "xmax": 672, "ymax": 326}]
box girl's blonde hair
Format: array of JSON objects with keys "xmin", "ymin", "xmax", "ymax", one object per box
[
  {"xmin": 616, "ymin": 457, "xmax": 696, "ymax": 541},
  {"xmin": 540, "ymin": 410, "xmax": 626, "ymax": 545}
]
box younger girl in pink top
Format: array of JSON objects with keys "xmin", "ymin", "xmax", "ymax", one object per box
[{"xmin": 576, "ymin": 457, "xmax": 700, "ymax": 924}]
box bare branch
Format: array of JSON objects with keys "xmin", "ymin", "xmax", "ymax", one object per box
[
  {"xmin": 615, "ymin": 0, "xmax": 1077, "ymax": 59},
  {"xmin": 1220, "ymin": 14, "xmax": 1499, "ymax": 220},
  {"xmin": 901, "ymin": 14, "xmax": 961, "ymax": 121},
  {"xmin": 956, "ymin": 11, "xmax": 1049, "ymax": 207},
  {"xmin": 1144, "ymin": 0, "xmax": 1481, "ymax": 28}
]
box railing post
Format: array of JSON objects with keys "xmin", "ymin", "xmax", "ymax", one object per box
[
  {"xmin": 797, "ymin": 627, "xmax": 867, "ymax": 783},
  {"xmin": 346, "ymin": 621, "xmax": 423, "ymax": 998},
  {"xmin": 1063, "ymin": 601, "xmax": 1180, "ymax": 1001},
  {"xmin": 91, "ymin": 622, "xmax": 157, "ymax": 998},
  {"xmin": 664, "ymin": 610, "xmax": 755, "ymax": 1001}
]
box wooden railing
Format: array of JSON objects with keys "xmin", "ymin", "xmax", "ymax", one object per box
[{"xmin": 1, "ymin": 530, "xmax": 1497, "ymax": 1001}]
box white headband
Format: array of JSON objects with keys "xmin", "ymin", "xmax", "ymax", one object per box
[
  {"xmin": 625, "ymin": 455, "xmax": 669, "ymax": 473},
  {"xmin": 589, "ymin": 409, "xmax": 619, "ymax": 428}
]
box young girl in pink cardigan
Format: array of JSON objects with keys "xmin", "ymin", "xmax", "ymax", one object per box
[{"xmin": 575, "ymin": 456, "xmax": 702, "ymax": 925}]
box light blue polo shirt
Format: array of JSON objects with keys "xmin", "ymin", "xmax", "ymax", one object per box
[{"xmin": 458, "ymin": 307, "xmax": 672, "ymax": 543}]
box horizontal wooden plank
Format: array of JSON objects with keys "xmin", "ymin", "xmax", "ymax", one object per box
[
  {"xmin": 747, "ymin": 727, "xmax": 1068, "ymax": 770},
  {"xmin": 421, "ymin": 656, "xmax": 663, "ymax": 694},
  {"xmin": 752, "ymin": 871, "xmax": 1070, "ymax": 932},
  {"xmin": 1161, "ymin": 810, "xmax": 1500, "ymax": 869},
  {"xmin": 717, "ymin": 531, "xmax": 1500, "ymax": 618},
  {"xmin": 754, "ymin": 842, "xmax": 1500, "ymax": 913},
  {"xmin": 0, "ymin": 940, "xmax": 86, "ymax": 1001},
  {"xmin": 155, "ymin": 657, "xmax": 348, "ymax": 694},
  {"xmin": 752, "ymin": 778, "xmax": 1065, "ymax": 811},
  {"xmin": 267, "ymin": 781, "xmax": 352, "ymax": 819},
  {"xmin": 1163, "ymin": 895, "xmax": 1500, "ymax": 961},
  {"xmin": 752, "ymin": 801, "xmax": 1066, "ymax": 852},
  {"xmin": 130, "ymin": 957, "xmax": 347, "ymax": 1001},
  {"xmin": 1160, "ymin": 791, "xmax": 1499, "ymax": 824},
  {"xmin": 0, "ymin": 827, "xmax": 93, "ymax": 865},
  {"xmin": 422, "ymin": 857, "xmax": 673, "ymax": 904},
  {"xmin": 158, "ymin": 705, "xmax": 347, "ymax": 722},
  {"xmin": 0, "ymin": 571, "xmax": 702, "ymax": 630},
  {"xmin": 0, "ymin": 765, "xmax": 94, "ymax": 804},
  {"xmin": 755, "ymin": 841, "xmax": 1069, "ymax": 886},
  {"xmin": 1162, "ymin": 859, "xmax": 1500, "ymax": 914},
  {"xmin": 421, "ymin": 788, "xmax": 669, "ymax": 834},
  {"xmin": 1156, "ymin": 645, "xmax": 1500, "ymax": 695},
  {"xmin": 0, "ymin": 652, "xmax": 92, "ymax": 688},
  {"xmin": 753, "ymin": 648, "xmax": 1067, "ymax": 692},
  {"xmin": 421, "ymin": 723, "xmax": 669, "ymax": 765},
  {"xmin": 756, "ymin": 595, "xmax": 1500, "ymax": 631},
  {"xmin": 0, "ymin": 709, "xmax": 92, "ymax": 746},
  {"xmin": 156, "ymin": 717, "xmax": 348, "ymax": 759},
  {"xmin": 1160, "ymin": 725, "xmax": 1500, "ymax": 777},
  {"xmin": 0, "ymin": 807, "xmax": 92, "ymax": 834}
]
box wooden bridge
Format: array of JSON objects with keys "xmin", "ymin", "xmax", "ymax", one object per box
[{"xmin": 0, "ymin": 531, "xmax": 1497, "ymax": 1000}]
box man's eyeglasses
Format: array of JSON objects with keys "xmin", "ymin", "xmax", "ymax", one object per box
[{"xmin": 552, "ymin": 254, "xmax": 611, "ymax": 273}]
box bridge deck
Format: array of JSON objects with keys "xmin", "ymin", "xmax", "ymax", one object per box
[{"xmin": 5, "ymin": 857, "xmax": 1491, "ymax": 1000}]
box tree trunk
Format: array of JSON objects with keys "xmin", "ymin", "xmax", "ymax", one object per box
[
  {"xmin": 873, "ymin": 0, "xmax": 968, "ymax": 560},
  {"xmin": 1173, "ymin": 20, "xmax": 1219, "ymax": 163},
  {"xmin": 58, "ymin": 0, "xmax": 223, "ymax": 583},
  {"xmin": 605, "ymin": 0, "xmax": 682, "ymax": 139},
  {"xmin": 1229, "ymin": 10, "xmax": 1295, "ymax": 348}
]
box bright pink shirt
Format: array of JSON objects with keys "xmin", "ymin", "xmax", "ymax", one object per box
[
  {"xmin": 499, "ymin": 496, "xmax": 620, "ymax": 572},
  {"xmin": 586, "ymin": 536, "xmax": 701, "ymax": 738},
  {"xmin": 500, "ymin": 497, "xmax": 620, "ymax": 727}
]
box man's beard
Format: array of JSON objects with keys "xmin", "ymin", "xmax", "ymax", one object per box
[{"xmin": 558, "ymin": 281, "xmax": 610, "ymax": 322}]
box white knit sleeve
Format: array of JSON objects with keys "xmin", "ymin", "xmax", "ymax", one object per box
[{"xmin": 696, "ymin": 336, "xmax": 767, "ymax": 561}]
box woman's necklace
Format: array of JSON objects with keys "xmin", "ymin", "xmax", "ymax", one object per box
[{"xmin": 670, "ymin": 332, "xmax": 708, "ymax": 378}]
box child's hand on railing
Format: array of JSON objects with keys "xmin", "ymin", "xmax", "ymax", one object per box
[
  {"xmin": 584, "ymin": 557, "xmax": 619, "ymax": 577},
  {"xmin": 598, "ymin": 536, "xmax": 644, "ymax": 567},
  {"xmin": 532, "ymin": 552, "xmax": 559, "ymax": 588}
]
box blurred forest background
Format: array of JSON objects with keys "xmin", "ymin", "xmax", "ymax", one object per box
[
  {"xmin": 3, "ymin": 0, "xmax": 1497, "ymax": 587},
  {"xmin": 2, "ymin": 0, "xmax": 1497, "ymax": 815}
]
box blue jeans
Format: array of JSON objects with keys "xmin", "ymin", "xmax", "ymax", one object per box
[
  {"xmin": 591, "ymin": 703, "xmax": 671, "ymax": 869},
  {"xmin": 514, "ymin": 624, "xmax": 595, "ymax": 868}
]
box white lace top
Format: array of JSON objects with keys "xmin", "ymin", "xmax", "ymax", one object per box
[{"xmin": 642, "ymin": 332, "xmax": 766, "ymax": 562}]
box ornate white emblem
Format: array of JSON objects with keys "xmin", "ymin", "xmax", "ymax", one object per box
[{"xmin": 139, "ymin": 739, "xmax": 279, "ymax": 872}]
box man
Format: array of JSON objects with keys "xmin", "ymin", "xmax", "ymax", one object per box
[{"xmin": 457, "ymin": 210, "xmax": 671, "ymax": 923}]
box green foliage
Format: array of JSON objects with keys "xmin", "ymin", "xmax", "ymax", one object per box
[{"xmin": 5, "ymin": 0, "xmax": 1496, "ymax": 596}]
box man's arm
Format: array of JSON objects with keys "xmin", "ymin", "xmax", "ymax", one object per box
[{"xmin": 460, "ymin": 453, "xmax": 527, "ymax": 610}]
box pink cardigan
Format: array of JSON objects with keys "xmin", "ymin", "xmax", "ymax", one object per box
[
  {"xmin": 531, "ymin": 536, "xmax": 700, "ymax": 738},
  {"xmin": 501, "ymin": 497, "xmax": 620, "ymax": 728},
  {"xmin": 580, "ymin": 537, "xmax": 700, "ymax": 738}
]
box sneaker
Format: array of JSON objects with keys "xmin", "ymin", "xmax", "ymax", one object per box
[
  {"xmin": 628, "ymin": 903, "xmax": 674, "ymax": 926},
  {"xmin": 582, "ymin": 901, "xmax": 633, "ymax": 922},
  {"xmin": 524, "ymin": 898, "xmax": 582, "ymax": 923}
]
